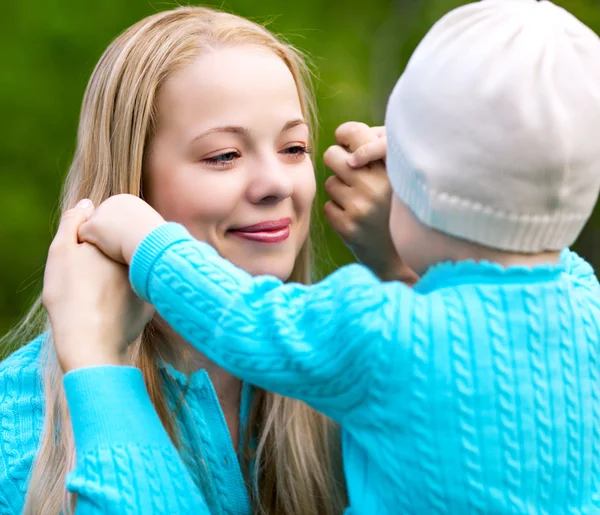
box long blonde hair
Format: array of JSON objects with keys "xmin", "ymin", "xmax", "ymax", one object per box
[{"xmin": 2, "ymin": 7, "xmax": 346, "ymax": 515}]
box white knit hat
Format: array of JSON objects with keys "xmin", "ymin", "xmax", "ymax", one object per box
[{"xmin": 386, "ymin": 0, "xmax": 600, "ymax": 252}]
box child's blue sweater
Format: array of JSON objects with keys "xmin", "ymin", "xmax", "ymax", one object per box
[{"xmin": 127, "ymin": 222, "xmax": 600, "ymax": 514}]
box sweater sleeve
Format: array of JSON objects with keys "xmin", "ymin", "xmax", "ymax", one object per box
[
  {"xmin": 129, "ymin": 223, "xmax": 406, "ymax": 422},
  {"xmin": 63, "ymin": 366, "xmax": 209, "ymax": 515}
]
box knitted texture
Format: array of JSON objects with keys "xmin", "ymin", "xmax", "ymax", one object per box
[
  {"xmin": 0, "ymin": 340, "xmax": 43, "ymax": 514},
  {"xmin": 63, "ymin": 366, "xmax": 210, "ymax": 514},
  {"xmin": 0, "ymin": 335, "xmax": 252, "ymax": 514},
  {"xmin": 130, "ymin": 222, "xmax": 600, "ymax": 514},
  {"xmin": 385, "ymin": 0, "xmax": 600, "ymax": 253}
]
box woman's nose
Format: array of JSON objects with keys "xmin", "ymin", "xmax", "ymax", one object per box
[{"xmin": 246, "ymin": 157, "xmax": 294, "ymax": 205}]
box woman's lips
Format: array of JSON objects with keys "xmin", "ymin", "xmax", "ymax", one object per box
[{"xmin": 229, "ymin": 218, "xmax": 291, "ymax": 244}]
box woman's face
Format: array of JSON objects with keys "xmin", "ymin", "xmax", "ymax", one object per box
[{"xmin": 144, "ymin": 46, "xmax": 316, "ymax": 280}]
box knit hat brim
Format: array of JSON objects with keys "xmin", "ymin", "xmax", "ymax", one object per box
[{"xmin": 388, "ymin": 138, "xmax": 590, "ymax": 252}]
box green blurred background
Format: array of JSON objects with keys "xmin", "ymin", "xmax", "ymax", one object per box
[{"xmin": 1, "ymin": 0, "xmax": 599, "ymax": 336}]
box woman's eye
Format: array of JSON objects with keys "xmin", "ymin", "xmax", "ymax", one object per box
[
  {"xmin": 282, "ymin": 145, "xmax": 311, "ymax": 159},
  {"xmin": 203, "ymin": 151, "xmax": 240, "ymax": 168}
]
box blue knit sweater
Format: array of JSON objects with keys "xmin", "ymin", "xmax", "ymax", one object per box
[
  {"xmin": 0, "ymin": 335, "xmax": 253, "ymax": 514},
  {"xmin": 126, "ymin": 222, "xmax": 600, "ymax": 515}
]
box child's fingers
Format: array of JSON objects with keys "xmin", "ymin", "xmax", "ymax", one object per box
[
  {"xmin": 324, "ymin": 175, "xmax": 353, "ymax": 209},
  {"xmin": 77, "ymin": 210, "xmax": 101, "ymax": 247},
  {"xmin": 323, "ymin": 145, "xmax": 355, "ymax": 185},
  {"xmin": 324, "ymin": 200, "xmax": 356, "ymax": 238},
  {"xmin": 371, "ymin": 126, "xmax": 386, "ymax": 138},
  {"xmin": 335, "ymin": 122, "xmax": 378, "ymax": 153},
  {"xmin": 347, "ymin": 137, "xmax": 387, "ymax": 168},
  {"xmin": 77, "ymin": 220, "xmax": 93, "ymax": 246}
]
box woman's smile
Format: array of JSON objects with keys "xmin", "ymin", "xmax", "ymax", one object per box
[{"xmin": 228, "ymin": 217, "xmax": 291, "ymax": 244}]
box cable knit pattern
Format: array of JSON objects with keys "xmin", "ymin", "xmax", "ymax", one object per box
[
  {"xmin": 481, "ymin": 286, "xmax": 524, "ymax": 512},
  {"xmin": 408, "ymin": 298, "xmax": 447, "ymax": 514},
  {"xmin": 523, "ymin": 284, "xmax": 552, "ymax": 515},
  {"xmin": 65, "ymin": 367, "xmax": 213, "ymax": 515},
  {"xmin": 580, "ymin": 289, "xmax": 600, "ymax": 512},
  {"xmin": 557, "ymin": 283, "xmax": 583, "ymax": 514},
  {"xmin": 66, "ymin": 444, "xmax": 209, "ymax": 514},
  {"xmin": 139, "ymin": 243, "xmax": 390, "ymax": 422},
  {"xmin": 187, "ymin": 402, "xmax": 230, "ymax": 515},
  {"xmin": 0, "ymin": 338, "xmax": 44, "ymax": 514},
  {"xmin": 451, "ymin": 289, "xmax": 487, "ymax": 514},
  {"xmin": 129, "ymin": 222, "xmax": 600, "ymax": 514},
  {"xmin": 0, "ymin": 335, "xmax": 252, "ymax": 514}
]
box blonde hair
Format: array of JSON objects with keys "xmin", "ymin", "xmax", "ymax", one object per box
[{"xmin": 1, "ymin": 7, "xmax": 346, "ymax": 515}]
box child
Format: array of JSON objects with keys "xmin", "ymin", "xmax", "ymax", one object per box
[{"xmin": 79, "ymin": 0, "xmax": 600, "ymax": 513}]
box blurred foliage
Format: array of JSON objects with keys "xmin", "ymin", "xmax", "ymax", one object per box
[{"xmin": 1, "ymin": 0, "xmax": 599, "ymax": 336}]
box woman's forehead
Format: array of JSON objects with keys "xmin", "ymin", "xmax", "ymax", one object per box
[{"xmin": 156, "ymin": 47, "xmax": 303, "ymax": 133}]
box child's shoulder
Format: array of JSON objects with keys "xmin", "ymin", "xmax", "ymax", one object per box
[
  {"xmin": 560, "ymin": 249, "xmax": 597, "ymax": 282},
  {"xmin": 558, "ymin": 248, "xmax": 600, "ymax": 302}
]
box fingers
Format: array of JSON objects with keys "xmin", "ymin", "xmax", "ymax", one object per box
[
  {"xmin": 323, "ymin": 145, "xmax": 356, "ymax": 185},
  {"xmin": 52, "ymin": 199, "xmax": 94, "ymax": 248},
  {"xmin": 324, "ymin": 175, "xmax": 353, "ymax": 209},
  {"xmin": 334, "ymin": 121, "xmax": 387, "ymax": 168},
  {"xmin": 335, "ymin": 122, "xmax": 378, "ymax": 153},
  {"xmin": 348, "ymin": 136, "xmax": 387, "ymax": 168},
  {"xmin": 371, "ymin": 126, "xmax": 385, "ymax": 138},
  {"xmin": 77, "ymin": 218, "xmax": 94, "ymax": 246},
  {"xmin": 324, "ymin": 200, "xmax": 356, "ymax": 239}
]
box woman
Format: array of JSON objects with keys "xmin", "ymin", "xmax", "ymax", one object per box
[{"xmin": 0, "ymin": 6, "xmax": 411, "ymax": 515}]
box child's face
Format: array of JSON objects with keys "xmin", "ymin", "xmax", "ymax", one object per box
[{"xmin": 144, "ymin": 46, "xmax": 316, "ymax": 281}]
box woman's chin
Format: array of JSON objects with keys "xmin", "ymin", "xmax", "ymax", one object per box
[{"xmin": 236, "ymin": 257, "xmax": 296, "ymax": 281}]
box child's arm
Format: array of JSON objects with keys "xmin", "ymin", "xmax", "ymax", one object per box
[
  {"xmin": 130, "ymin": 223, "xmax": 407, "ymax": 422},
  {"xmin": 64, "ymin": 366, "xmax": 210, "ymax": 514}
]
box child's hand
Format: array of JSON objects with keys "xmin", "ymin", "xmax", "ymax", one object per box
[
  {"xmin": 323, "ymin": 122, "xmax": 418, "ymax": 284},
  {"xmin": 346, "ymin": 125, "xmax": 387, "ymax": 168},
  {"xmin": 78, "ymin": 194, "xmax": 166, "ymax": 265}
]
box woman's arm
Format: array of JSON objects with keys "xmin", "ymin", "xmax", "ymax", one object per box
[
  {"xmin": 130, "ymin": 223, "xmax": 409, "ymax": 423},
  {"xmin": 42, "ymin": 203, "xmax": 209, "ymax": 513},
  {"xmin": 65, "ymin": 366, "xmax": 209, "ymax": 515}
]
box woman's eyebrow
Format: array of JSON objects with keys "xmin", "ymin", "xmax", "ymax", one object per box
[
  {"xmin": 190, "ymin": 126, "xmax": 249, "ymax": 144},
  {"xmin": 190, "ymin": 119, "xmax": 307, "ymax": 145},
  {"xmin": 281, "ymin": 119, "xmax": 307, "ymax": 133}
]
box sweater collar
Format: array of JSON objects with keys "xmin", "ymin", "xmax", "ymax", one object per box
[
  {"xmin": 414, "ymin": 253, "xmax": 566, "ymax": 294},
  {"xmin": 158, "ymin": 360, "xmax": 254, "ymax": 449}
]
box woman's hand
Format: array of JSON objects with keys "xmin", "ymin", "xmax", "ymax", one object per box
[
  {"xmin": 78, "ymin": 194, "xmax": 166, "ymax": 265},
  {"xmin": 43, "ymin": 200, "xmax": 155, "ymax": 373},
  {"xmin": 323, "ymin": 122, "xmax": 419, "ymax": 284}
]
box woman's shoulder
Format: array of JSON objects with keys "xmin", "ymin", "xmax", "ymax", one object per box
[
  {"xmin": 0, "ymin": 334, "xmax": 44, "ymax": 376},
  {"xmin": 0, "ymin": 334, "xmax": 45, "ymax": 513}
]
